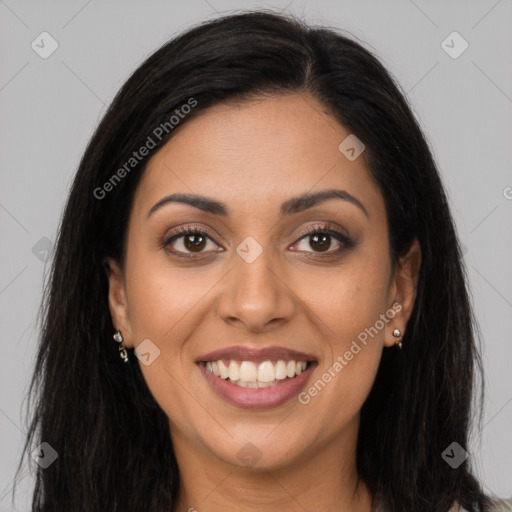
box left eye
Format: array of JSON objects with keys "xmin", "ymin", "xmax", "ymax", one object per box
[{"xmin": 291, "ymin": 229, "xmax": 346, "ymax": 254}]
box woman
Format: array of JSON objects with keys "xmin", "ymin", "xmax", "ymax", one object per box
[{"xmin": 12, "ymin": 10, "xmax": 509, "ymax": 512}]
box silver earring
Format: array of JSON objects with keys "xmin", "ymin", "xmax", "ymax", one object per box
[
  {"xmin": 393, "ymin": 328, "xmax": 402, "ymax": 349},
  {"xmin": 113, "ymin": 330, "xmax": 129, "ymax": 363}
]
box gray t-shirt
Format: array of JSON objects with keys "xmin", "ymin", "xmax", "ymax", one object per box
[{"xmin": 372, "ymin": 498, "xmax": 512, "ymax": 511}]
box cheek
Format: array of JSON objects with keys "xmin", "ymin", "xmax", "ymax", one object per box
[
  {"xmin": 295, "ymin": 251, "xmax": 390, "ymax": 414},
  {"xmin": 125, "ymin": 249, "xmax": 211, "ymax": 342},
  {"xmin": 123, "ymin": 253, "xmax": 215, "ymax": 429},
  {"xmin": 300, "ymin": 251, "xmax": 391, "ymax": 343}
]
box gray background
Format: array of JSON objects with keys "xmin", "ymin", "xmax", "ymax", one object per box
[{"xmin": 1, "ymin": 0, "xmax": 511, "ymax": 509}]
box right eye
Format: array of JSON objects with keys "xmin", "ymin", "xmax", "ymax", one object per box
[{"xmin": 162, "ymin": 225, "xmax": 223, "ymax": 258}]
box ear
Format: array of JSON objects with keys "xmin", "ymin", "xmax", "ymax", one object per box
[
  {"xmin": 384, "ymin": 239, "xmax": 422, "ymax": 348},
  {"xmin": 105, "ymin": 257, "xmax": 133, "ymax": 348}
]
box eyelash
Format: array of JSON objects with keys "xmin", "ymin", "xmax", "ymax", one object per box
[{"xmin": 161, "ymin": 222, "xmax": 354, "ymax": 259}]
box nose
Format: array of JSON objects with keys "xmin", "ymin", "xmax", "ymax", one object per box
[{"xmin": 216, "ymin": 247, "xmax": 296, "ymax": 333}]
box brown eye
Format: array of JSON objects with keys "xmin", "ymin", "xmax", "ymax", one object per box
[
  {"xmin": 309, "ymin": 233, "xmax": 332, "ymax": 252},
  {"xmin": 182, "ymin": 233, "xmax": 207, "ymax": 252},
  {"xmin": 162, "ymin": 226, "xmax": 220, "ymax": 256},
  {"xmin": 290, "ymin": 224, "xmax": 355, "ymax": 256},
  {"xmin": 295, "ymin": 232, "xmax": 341, "ymax": 253}
]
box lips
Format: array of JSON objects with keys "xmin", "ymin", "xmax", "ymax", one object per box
[{"xmin": 196, "ymin": 345, "xmax": 318, "ymax": 409}]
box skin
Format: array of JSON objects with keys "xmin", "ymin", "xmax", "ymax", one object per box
[{"xmin": 107, "ymin": 92, "xmax": 421, "ymax": 512}]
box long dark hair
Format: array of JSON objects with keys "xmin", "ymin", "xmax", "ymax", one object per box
[{"xmin": 12, "ymin": 10, "xmax": 492, "ymax": 512}]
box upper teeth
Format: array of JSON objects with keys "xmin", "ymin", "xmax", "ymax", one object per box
[{"xmin": 205, "ymin": 359, "xmax": 308, "ymax": 384}]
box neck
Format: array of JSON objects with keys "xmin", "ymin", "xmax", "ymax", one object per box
[{"xmin": 170, "ymin": 418, "xmax": 373, "ymax": 512}]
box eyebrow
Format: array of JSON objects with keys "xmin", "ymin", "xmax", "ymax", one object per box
[{"xmin": 147, "ymin": 188, "xmax": 368, "ymax": 219}]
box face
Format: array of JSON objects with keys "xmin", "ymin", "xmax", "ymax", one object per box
[{"xmin": 108, "ymin": 93, "xmax": 420, "ymax": 472}]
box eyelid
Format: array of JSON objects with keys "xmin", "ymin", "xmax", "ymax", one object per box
[{"xmin": 293, "ymin": 220, "xmax": 351, "ymax": 241}]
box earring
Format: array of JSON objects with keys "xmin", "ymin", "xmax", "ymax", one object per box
[
  {"xmin": 113, "ymin": 330, "xmax": 129, "ymax": 363},
  {"xmin": 393, "ymin": 328, "xmax": 403, "ymax": 349}
]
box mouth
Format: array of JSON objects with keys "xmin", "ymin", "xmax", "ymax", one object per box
[{"xmin": 196, "ymin": 346, "xmax": 318, "ymax": 409}]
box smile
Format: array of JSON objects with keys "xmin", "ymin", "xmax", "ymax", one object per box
[{"xmin": 196, "ymin": 346, "xmax": 318, "ymax": 409}]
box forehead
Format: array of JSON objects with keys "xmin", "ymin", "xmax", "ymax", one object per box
[{"xmin": 132, "ymin": 93, "xmax": 385, "ymax": 221}]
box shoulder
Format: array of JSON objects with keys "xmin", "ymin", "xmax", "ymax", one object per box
[
  {"xmin": 490, "ymin": 499, "xmax": 512, "ymax": 512},
  {"xmin": 452, "ymin": 499, "xmax": 512, "ymax": 512},
  {"xmin": 373, "ymin": 498, "xmax": 512, "ymax": 511}
]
